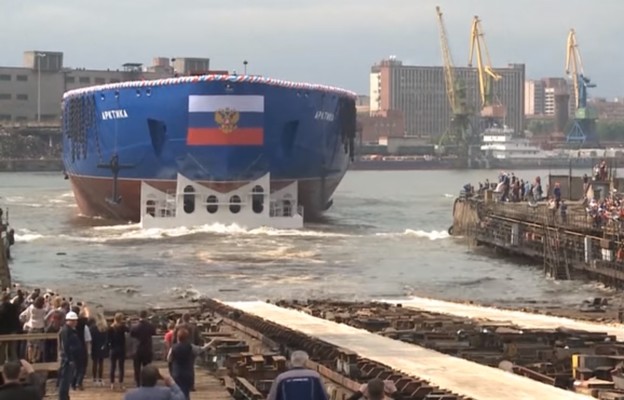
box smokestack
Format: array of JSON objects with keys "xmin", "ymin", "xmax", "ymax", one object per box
[{"xmin": 555, "ymin": 93, "xmax": 570, "ymax": 133}]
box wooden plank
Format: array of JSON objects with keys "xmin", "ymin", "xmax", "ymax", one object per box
[
  {"xmin": 0, "ymin": 332, "xmax": 59, "ymax": 341},
  {"xmin": 45, "ymin": 360, "xmax": 232, "ymax": 399},
  {"xmin": 226, "ymin": 301, "xmax": 594, "ymax": 400}
]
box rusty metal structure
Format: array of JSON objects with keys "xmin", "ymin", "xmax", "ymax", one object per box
[
  {"xmin": 272, "ymin": 300, "xmax": 621, "ymax": 389},
  {"xmin": 198, "ymin": 299, "xmax": 467, "ymax": 400}
]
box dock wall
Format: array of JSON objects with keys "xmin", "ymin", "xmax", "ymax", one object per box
[
  {"xmin": 0, "ymin": 158, "xmax": 63, "ymax": 172},
  {"xmin": 452, "ymin": 198, "xmax": 624, "ymax": 286}
]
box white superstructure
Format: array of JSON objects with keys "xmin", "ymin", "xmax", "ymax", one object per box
[
  {"xmin": 480, "ymin": 126, "xmax": 556, "ymax": 159},
  {"xmin": 140, "ymin": 173, "xmax": 303, "ymax": 230}
]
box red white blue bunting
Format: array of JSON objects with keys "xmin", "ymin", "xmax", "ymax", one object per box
[{"xmin": 62, "ymin": 74, "xmax": 357, "ymax": 99}]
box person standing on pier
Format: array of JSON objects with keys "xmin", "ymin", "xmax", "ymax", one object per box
[
  {"xmin": 167, "ymin": 327, "xmax": 211, "ymax": 399},
  {"xmin": 267, "ymin": 350, "xmax": 329, "ymax": 400},
  {"xmin": 70, "ymin": 305, "xmax": 91, "ymax": 391},
  {"xmin": 89, "ymin": 313, "xmax": 109, "ymax": 387},
  {"xmin": 0, "ymin": 293, "xmax": 19, "ymax": 363},
  {"xmin": 58, "ymin": 311, "xmax": 81, "ymax": 400},
  {"xmin": 130, "ymin": 310, "xmax": 156, "ymax": 388},
  {"xmin": 108, "ymin": 312, "xmax": 128, "ymax": 391},
  {"xmin": 173, "ymin": 313, "xmax": 200, "ymax": 391}
]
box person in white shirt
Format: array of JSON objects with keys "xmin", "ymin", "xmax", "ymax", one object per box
[{"xmin": 19, "ymin": 296, "xmax": 46, "ymax": 362}]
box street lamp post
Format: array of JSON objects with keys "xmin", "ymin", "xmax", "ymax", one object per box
[
  {"xmin": 243, "ymin": 60, "xmax": 248, "ymax": 75},
  {"xmin": 36, "ymin": 52, "xmax": 46, "ymax": 123}
]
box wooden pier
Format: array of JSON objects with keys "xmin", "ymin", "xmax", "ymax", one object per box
[
  {"xmin": 451, "ymin": 190, "xmax": 624, "ymax": 287},
  {"xmin": 46, "ymin": 360, "xmax": 231, "ymax": 400}
]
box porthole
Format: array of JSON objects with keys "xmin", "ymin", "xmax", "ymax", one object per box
[
  {"xmin": 146, "ymin": 200, "xmax": 155, "ymax": 217},
  {"xmin": 206, "ymin": 195, "xmax": 218, "ymax": 214},
  {"xmin": 252, "ymin": 185, "xmax": 264, "ymax": 214},
  {"xmin": 183, "ymin": 185, "xmax": 195, "ymax": 214},
  {"xmin": 229, "ymin": 195, "xmax": 241, "ymax": 214}
]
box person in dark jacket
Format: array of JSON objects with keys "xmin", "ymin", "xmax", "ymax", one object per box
[
  {"xmin": 89, "ymin": 313, "xmax": 109, "ymax": 386},
  {"xmin": 58, "ymin": 311, "xmax": 82, "ymax": 400},
  {"xmin": 172, "ymin": 313, "xmax": 201, "ymax": 391},
  {"xmin": 267, "ymin": 350, "xmax": 328, "ymax": 400},
  {"xmin": 130, "ymin": 310, "xmax": 156, "ymax": 388},
  {"xmin": 0, "ymin": 359, "xmax": 43, "ymax": 400},
  {"xmin": 108, "ymin": 312, "xmax": 128, "ymax": 390},
  {"xmin": 168, "ymin": 328, "xmax": 210, "ymax": 400},
  {"xmin": 70, "ymin": 305, "xmax": 91, "ymax": 390},
  {"xmin": 0, "ymin": 293, "xmax": 19, "ymax": 364}
]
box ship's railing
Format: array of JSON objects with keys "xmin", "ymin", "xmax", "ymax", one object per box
[{"xmin": 269, "ymin": 201, "xmax": 300, "ymax": 218}]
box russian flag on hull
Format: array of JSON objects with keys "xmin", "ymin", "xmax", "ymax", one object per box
[{"xmin": 186, "ymin": 95, "xmax": 264, "ymax": 146}]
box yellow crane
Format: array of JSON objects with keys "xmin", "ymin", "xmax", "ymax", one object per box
[
  {"xmin": 564, "ymin": 28, "xmax": 597, "ymax": 144},
  {"xmin": 468, "ymin": 15, "xmax": 504, "ymax": 126},
  {"xmin": 436, "ymin": 5, "xmax": 474, "ymax": 164}
]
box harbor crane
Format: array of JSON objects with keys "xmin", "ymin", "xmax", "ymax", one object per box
[
  {"xmin": 565, "ymin": 29, "xmax": 598, "ymax": 145},
  {"xmin": 468, "ymin": 15, "xmax": 505, "ymax": 128},
  {"xmin": 435, "ymin": 6, "xmax": 475, "ymax": 167}
]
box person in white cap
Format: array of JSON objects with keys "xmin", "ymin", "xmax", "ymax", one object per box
[{"xmin": 57, "ymin": 312, "xmax": 81, "ymax": 400}]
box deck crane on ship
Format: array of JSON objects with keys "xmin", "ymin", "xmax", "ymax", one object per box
[
  {"xmin": 469, "ymin": 15, "xmax": 505, "ymax": 130},
  {"xmin": 435, "ymin": 6, "xmax": 476, "ymax": 169},
  {"xmin": 565, "ymin": 29, "xmax": 598, "ymax": 145}
]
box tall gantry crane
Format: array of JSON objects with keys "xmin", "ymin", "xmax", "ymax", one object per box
[
  {"xmin": 435, "ymin": 6, "xmax": 474, "ymax": 166},
  {"xmin": 468, "ymin": 15, "xmax": 505, "ymax": 128},
  {"xmin": 565, "ymin": 29, "xmax": 598, "ymax": 145}
]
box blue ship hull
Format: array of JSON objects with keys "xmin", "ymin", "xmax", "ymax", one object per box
[{"xmin": 62, "ymin": 75, "xmax": 357, "ymax": 221}]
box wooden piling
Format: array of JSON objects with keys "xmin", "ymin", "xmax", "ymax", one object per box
[{"xmin": 0, "ymin": 236, "xmax": 10, "ymax": 291}]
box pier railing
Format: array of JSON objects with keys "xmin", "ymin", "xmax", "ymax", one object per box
[
  {"xmin": 482, "ymin": 202, "xmax": 610, "ymax": 236},
  {"xmin": 0, "ymin": 332, "xmax": 60, "ymax": 372}
]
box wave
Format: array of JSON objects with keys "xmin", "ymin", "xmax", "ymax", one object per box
[
  {"xmin": 456, "ymin": 276, "xmax": 496, "ymax": 287},
  {"xmin": 443, "ymin": 193, "xmax": 455, "ymax": 198},
  {"xmin": 198, "ymin": 246, "xmax": 324, "ymax": 265},
  {"xmin": 64, "ymin": 222, "xmax": 351, "ymax": 243},
  {"xmin": 13, "ymin": 228, "xmax": 45, "ymax": 243},
  {"xmin": 376, "ymin": 229, "xmax": 450, "ymax": 241}
]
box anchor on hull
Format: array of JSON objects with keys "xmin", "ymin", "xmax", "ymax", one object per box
[{"xmin": 97, "ymin": 153, "xmax": 133, "ymax": 205}]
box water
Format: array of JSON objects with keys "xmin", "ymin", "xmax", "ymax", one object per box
[{"xmin": 0, "ymin": 169, "xmax": 613, "ymax": 310}]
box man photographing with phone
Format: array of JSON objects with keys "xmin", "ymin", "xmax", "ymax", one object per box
[
  {"xmin": 0, "ymin": 359, "xmax": 44, "ymax": 400},
  {"xmin": 124, "ymin": 364, "xmax": 185, "ymax": 400}
]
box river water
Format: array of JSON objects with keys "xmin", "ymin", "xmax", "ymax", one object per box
[{"xmin": 0, "ymin": 169, "xmax": 613, "ymax": 310}]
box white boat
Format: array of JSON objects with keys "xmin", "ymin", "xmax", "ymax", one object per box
[
  {"xmin": 480, "ymin": 126, "xmax": 557, "ymax": 160},
  {"xmin": 139, "ymin": 173, "xmax": 303, "ymax": 230}
]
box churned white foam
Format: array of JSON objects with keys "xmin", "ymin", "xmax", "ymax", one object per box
[
  {"xmin": 404, "ymin": 229, "xmax": 450, "ymax": 240},
  {"xmin": 66, "ymin": 223, "xmax": 349, "ymax": 243},
  {"xmin": 14, "ymin": 229, "xmax": 45, "ymax": 242},
  {"xmin": 443, "ymin": 193, "xmax": 455, "ymax": 198},
  {"xmin": 375, "ymin": 229, "xmax": 450, "ymax": 240}
]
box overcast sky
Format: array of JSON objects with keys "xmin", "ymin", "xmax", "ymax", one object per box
[{"xmin": 1, "ymin": 0, "xmax": 622, "ymax": 97}]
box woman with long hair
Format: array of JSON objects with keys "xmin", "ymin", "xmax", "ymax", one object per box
[
  {"xmin": 19, "ymin": 295, "xmax": 46, "ymax": 362},
  {"xmin": 108, "ymin": 312, "xmax": 128, "ymax": 391},
  {"xmin": 90, "ymin": 313, "xmax": 109, "ymax": 386}
]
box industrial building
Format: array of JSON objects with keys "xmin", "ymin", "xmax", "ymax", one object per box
[
  {"xmin": 0, "ymin": 51, "xmax": 210, "ymax": 123},
  {"xmin": 525, "ymin": 77, "xmax": 575, "ymax": 117},
  {"xmin": 369, "ymin": 57, "xmax": 525, "ymax": 138}
]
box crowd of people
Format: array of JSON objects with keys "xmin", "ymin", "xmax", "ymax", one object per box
[
  {"xmin": 463, "ymin": 163, "xmax": 624, "ymax": 230},
  {"xmin": 0, "ymin": 287, "xmax": 408, "ymax": 400},
  {"xmin": 0, "ymin": 286, "xmax": 211, "ymax": 400}
]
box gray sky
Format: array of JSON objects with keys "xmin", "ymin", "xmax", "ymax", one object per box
[{"xmin": 1, "ymin": 0, "xmax": 622, "ymax": 97}]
